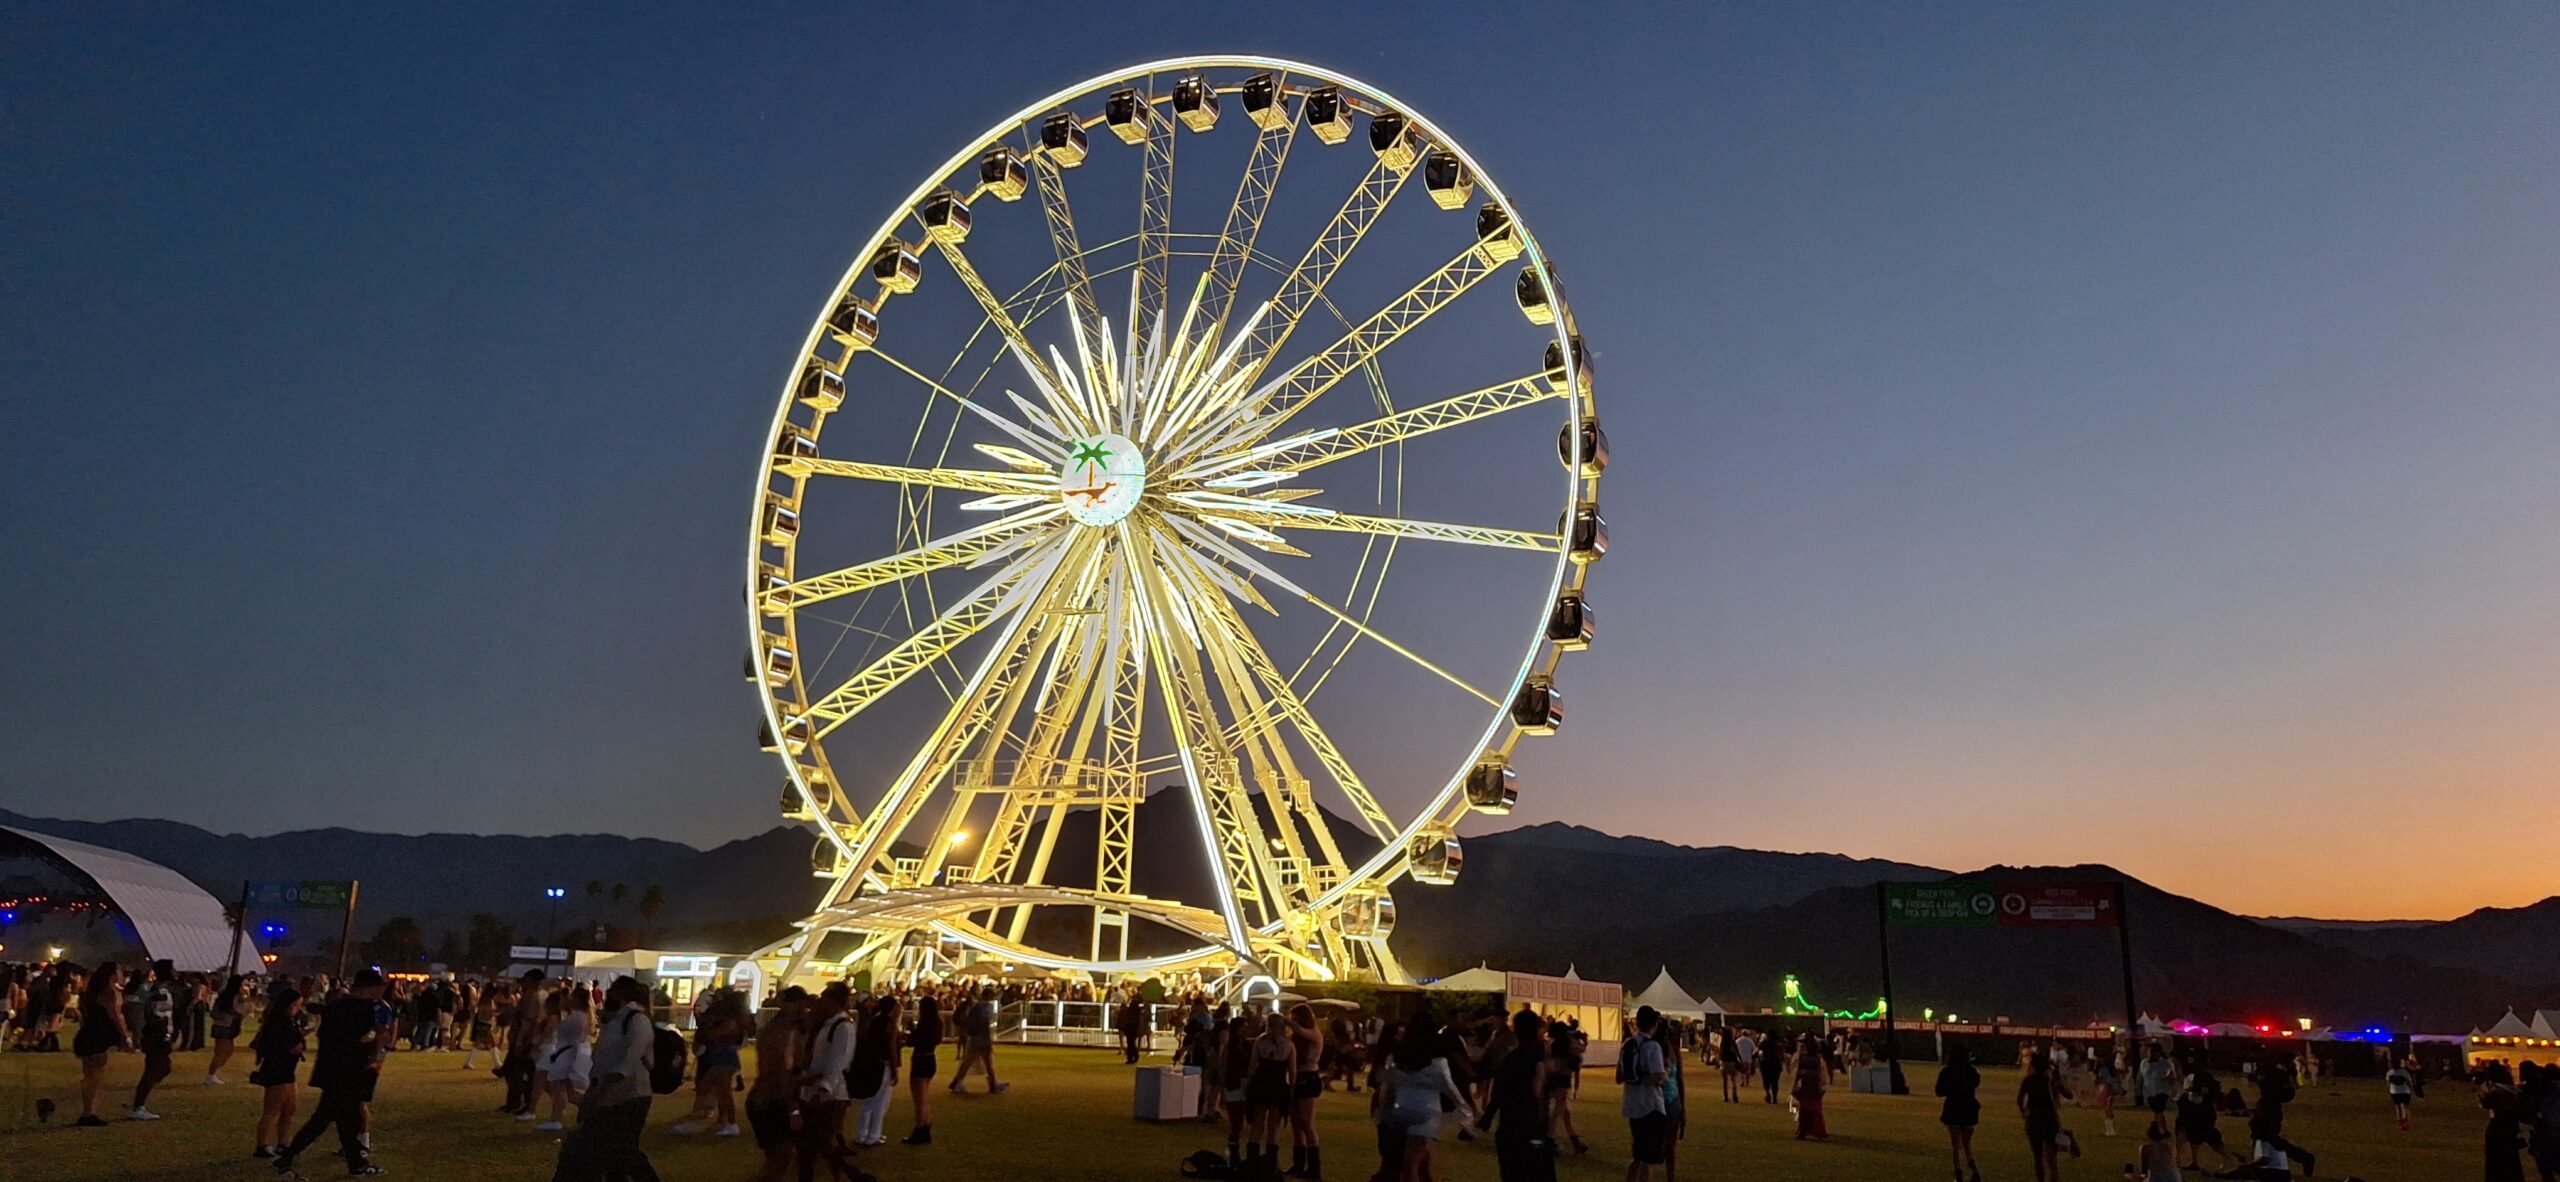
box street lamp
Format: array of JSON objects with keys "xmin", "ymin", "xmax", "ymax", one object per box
[{"xmin": 543, "ymin": 887, "xmax": 567, "ymax": 969}]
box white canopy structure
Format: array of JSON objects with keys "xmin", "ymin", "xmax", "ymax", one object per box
[
  {"xmin": 1627, "ymin": 966, "xmax": 1717, "ymax": 1020},
  {"xmin": 1425, "ymin": 964, "xmax": 1511, "ymax": 993},
  {"xmin": 1, "ymin": 826, "xmax": 260, "ymax": 973}
]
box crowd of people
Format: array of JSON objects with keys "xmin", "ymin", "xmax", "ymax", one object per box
[{"xmin": 11, "ymin": 958, "xmax": 2559, "ymax": 1182}]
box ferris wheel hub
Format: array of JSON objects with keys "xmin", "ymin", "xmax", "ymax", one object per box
[{"xmin": 1060, "ymin": 432, "xmax": 1146, "ymax": 527}]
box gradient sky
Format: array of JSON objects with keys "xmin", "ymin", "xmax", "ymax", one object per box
[{"xmin": 6, "ymin": 4, "xmax": 2555, "ymax": 921}]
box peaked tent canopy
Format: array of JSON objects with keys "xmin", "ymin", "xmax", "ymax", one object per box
[
  {"xmin": 1425, "ymin": 965, "xmax": 1511, "ymax": 993},
  {"xmin": 1628, "ymin": 966, "xmax": 1715, "ymax": 1020},
  {"xmin": 2483, "ymin": 1009, "xmax": 2540, "ymax": 1039},
  {"xmin": 0, "ymin": 826, "xmax": 261, "ymax": 973}
]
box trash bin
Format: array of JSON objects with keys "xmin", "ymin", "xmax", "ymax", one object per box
[{"xmin": 1134, "ymin": 1065, "xmax": 1199, "ymax": 1120}]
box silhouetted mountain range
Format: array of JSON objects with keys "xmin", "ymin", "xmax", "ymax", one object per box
[{"xmin": 3, "ymin": 803, "xmax": 2545, "ymax": 1028}]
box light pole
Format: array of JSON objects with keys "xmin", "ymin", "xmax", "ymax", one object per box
[{"xmin": 543, "ymin": 887, "xmax": 567, "ymax": 970}]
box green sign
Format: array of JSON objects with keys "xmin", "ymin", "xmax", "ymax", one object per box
[
  {"xmin": 246, "ymin": 880, "xmax": 355, "ymax": 910},
  {"xmin": 1884, "ymin": 882, "xmax": 1998, "ymax": 927}
]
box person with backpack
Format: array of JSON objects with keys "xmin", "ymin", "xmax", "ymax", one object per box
[
  {"xmin": 1620, "ymin": 1005, "xmax": 1671, "ymax": 1182},
  {"xmin": 549, "ymin": 975, "xmax": 661, "ymax": 1182},
  {"xmin": 797, "ymin": 982, "xmax": 860, "ymax": 1182}
]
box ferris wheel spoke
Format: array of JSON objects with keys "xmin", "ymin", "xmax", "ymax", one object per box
[
  {"xmin": 929, "ymin": 235, "xmax": 1076, "ymax": 414},
  {"xmin": 834, "ymin": 532, "xmax": 1105, "ymax": 874},
  {"xmin": 1132, "ymin": 96, "xmax": 1177, "ymax": 369},
  {"xmin": 1229, "ymin": 156, "xmax": 1414, "ymax": 390},
  {"xmin": 803, "ymin": 538, "xmax": 1070, "ymax": 739},
  {"xmin": 769, "ymin": 509, "xmax": 1064, "ymax": 611},
  {"xmin": 1198, "ymin": 98, "xmax": 1298, "ymax": 342},
  {"xmin": 1203, "ymin": 602, "xmax": 1395, "ymax": 843},
  {"xmin": 796, "ymin": 458, "xmax": 1054, "ymax": 498},
  {"xmin": 1029, "ymin": 149, "xmax": 1105, "ymax": 349},
  {"xmin": 1177, "ymin": 373, "xmax": 1557, "ymax": 481},
  {"xmin": 1184, "ymin": 241, "xmax": 1507, "ymax": 461},
  {"xmin": 1286, "ymin": 511, "xmax": 1560, "ymax": 552},
  {"xmin": 1131, "ymin": 526, "xmax": 1286, "ymax": 943}
]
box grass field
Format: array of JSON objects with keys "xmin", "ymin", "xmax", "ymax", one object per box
[{"xmin": 0, "ymin": 1040, "xmax": 2487, "ymax": 1181}]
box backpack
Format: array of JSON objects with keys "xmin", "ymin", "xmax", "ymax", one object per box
[
  {"xmin": 647, "ymin": 1017, "xmax": 688, "ymax": 1095},
  {"xmin": 1180, "ymin": 1149, "xmax": 1235, "ymax": 1179},
  {"xmin": 1615, "ymin": 1035, "xmax": 1651, "ymax": 1085}
]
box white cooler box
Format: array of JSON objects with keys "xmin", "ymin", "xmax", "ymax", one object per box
[{"xmin": 1133, "ymin": 1065, "xmax": 1201, "ymax": 1121}]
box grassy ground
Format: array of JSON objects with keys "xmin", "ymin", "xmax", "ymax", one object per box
[{"xmin": 0, "ymin": 1040, "xmax": 2485, "ymax": 1181}]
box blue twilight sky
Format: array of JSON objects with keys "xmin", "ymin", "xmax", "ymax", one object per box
[{"xmin": 5, "ymin": 4, "xmax": 2555, "ymax": 919}]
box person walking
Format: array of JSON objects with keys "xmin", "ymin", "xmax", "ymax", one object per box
[
  {"xmin": 1791, "ymin": 1034, "xmax": 1832, "ymax": 1141},
  {"xmin": 849, "ymin": 993, "xmax": 902, "ymax": 1147},
  {"xmin": 539, "ymin": 985, "xmax": 593, "ymax": 1132},
  {"xmin": 250, "ymin": 987, "xmax": 308, "ymax": 1159},
  {"xmin": 1758, "ymin": 1029, "xmax": 1785, "ymax": 1104},
  {"xmin": 1476, "ymin": 1008, "xmax": 1556, "ymax": 1182},
  {"xmin": 548, "ymin": 975, "xmax": 659, "ymax": 1182},
  {"xmin": 1619, "ymin": 1006, "xmax": 1671, "ymax": 1182},
  {"xmin": 1287, "ymin": 1002, "xmax": 1326, "ymax": 1178},
  {"xmin": 72, "ymin": 960, "xmax": 132, "ymax": 1127},
  {"xmin": 500, "ymin": 970, "xmax": 549, "ymax": 1117},
  {"xmin": 2138, "ymin": 1043, "xmax": 2177, "ymax": 1133},
  {"xmin": 744, "ymin": 987, "xmax": 805, "ymax": 1182},
  {"xmin": 127, "ymin": 960, "xmax": 178, "ymax": 1120},
  {"xmin": 796, "ymin": 982, "xmax": 860, "ymax": 1182},
  {"xmin": 2385, "ymin": 1060, "xmax": 2415, "ymax": 1131},
  {"xmin": 946, "ymin": 986, "xmax": 1007, "ymax": 1095},
  {"xmin": 272, "ymin": 967, "xmax": 388, "ymax": 1178},
  {"xmin": 1376, "ymin": 1016, "xmax": 1472, "ymax": 1182},
  {"xmin": 2017, "ymin": 1048, "xmax": 2068, "ymax": 1182},
  {"xmin": 208, "ymin": 974, "xmax": 249, "ymax": 1085},
  {"xmin": 1936, "ymin": 1046, "xmax": 1983, "ymax": 1182},
  {"xmin": 1542, "ymin": 1012, "xmax": 1588, "ymax": 1155},
  {"xmin": 673, "ymin": 987, "xmax": 746, "ymax": 1137},
  {"xmin": 901, "ymin": 993, "xmax": 942, "ymax": 1145}
]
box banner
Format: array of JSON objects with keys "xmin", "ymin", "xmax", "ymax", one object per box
[
  {"xmin": 244, "ymin": 881, "xmax": 355, "ymax": 910},
  {"xmin": 1882, "ymin": 882, "xmax": 1998, "ymax": 927},
  {"xmin": 1995, "ymin": 882, "xmax": 2120, "ymax": 928}
]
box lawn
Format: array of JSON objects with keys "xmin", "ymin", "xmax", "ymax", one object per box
[{"xmin": 0, "ymin": 1040, "xmax": 2487, "ymax": 1181}]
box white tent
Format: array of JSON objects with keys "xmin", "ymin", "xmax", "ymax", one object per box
[
  {"xmin": 2482, "ymin": 1009, "xmax": 2540, "ymax": 1039},
  {"xmin": 1, "ymin": 825, "xmax": 262, "ymax": 973},
  {"xmin": 1627, "ymin": 966, "xmax": 1713, "ymax": 1021},
  {"xmin": 1425, "ymin": 964, "xmax": 1510, "ymax": 993}
]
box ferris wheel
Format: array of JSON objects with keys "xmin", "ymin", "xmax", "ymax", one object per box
[{"xmin": 747, "ymin": 56, "xmax": 1605, "ymax": 986}]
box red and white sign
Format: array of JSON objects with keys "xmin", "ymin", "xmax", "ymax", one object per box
[{"xmin": 1996, "ymin": 882, "xmax": 2120, "ymax": 928}]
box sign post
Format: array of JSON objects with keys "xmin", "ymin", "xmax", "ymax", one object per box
[
  {"xmin": 335, "ymin": 881, "xmax": 361, "ymax": 982},
  {"xmin": 1881, "ymin": 881, "xmax": 1998, "ymax": 1095},
  {"xmin": 226, "ymin": 880, "xmax": 251, "ymax": 976}
]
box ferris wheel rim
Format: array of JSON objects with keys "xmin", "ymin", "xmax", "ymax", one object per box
[{"xmin": 748, "ymin": 54, "xmax": 1598, "ymax": 976}]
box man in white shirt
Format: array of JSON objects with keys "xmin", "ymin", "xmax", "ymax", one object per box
[
  {"xmin": 796, "ymin": 983, "xmax": 860, "ymax": 1180},
  {"xmin": 1620, "ymin": 1006, "xmax": 1668, "ymax": 1182},
  {"xmin": 2137, "ymin": 1043, "xmax": 2178, "ymax": 1132},
  {"xmin": 550, "ymin": 975, "xmax": 657, "ymax": 1182}
]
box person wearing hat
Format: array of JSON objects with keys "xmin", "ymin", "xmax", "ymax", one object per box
[{"xmin": 273, "ymin": 968, "xmax": 387, "ymax": 1177}]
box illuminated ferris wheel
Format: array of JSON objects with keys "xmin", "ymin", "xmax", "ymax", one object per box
[{"xmin": 747, "ymin": 56, "xmax": 1605, "ymax": 985}]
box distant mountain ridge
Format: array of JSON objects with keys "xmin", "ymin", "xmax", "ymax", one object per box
[{"xmin": 4, "ymin": 806, "xmax": 2547, "ymax": 1027}]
